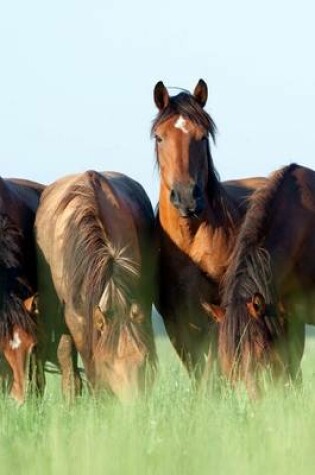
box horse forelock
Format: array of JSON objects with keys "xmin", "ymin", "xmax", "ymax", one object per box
[
  {"xmin": 151, "ymin": 92, "xmax": 216, "ymax": 142},
  {"xmin": 94, "ymin": 245, "xmax": 156, "ymax": 363},
  {"xmin": 98, "ymin": 243, "xmax": 140, "ymax": 313}
]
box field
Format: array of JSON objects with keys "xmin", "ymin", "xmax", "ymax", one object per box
[{"xmin": 1, "ymin": 321, "xmax": 315, "ymax": 475}]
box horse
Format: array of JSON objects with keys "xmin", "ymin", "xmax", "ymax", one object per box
[
  {"xmin": 152, "ymin": 79, "xmax": 266, "ymax": 380},
  {"xmin": 35, "ymin": 170, "xmax": 157, "ymax": 402},
  {"xmin": 209, "ymin": 164, "xmax": 315, "ymax": 395},
  {"xmin": 0, "ymin": 177, "xmax": 44, "ymax": 403}
]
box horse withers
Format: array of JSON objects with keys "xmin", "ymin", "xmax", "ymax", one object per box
[
  {"xmin": 35, "ymin": 171, "xmax": 156, "ymax": 402},
  {"xmin": 0, "ymin": 178, "xmax": 44, "ymax": 403},
  {"xmin": 152, "ymin": 80, "xmax": 266, "ymax": 381},
  {"xmin": 209, "ymin": 164, "xmax": 315, "ymax": 396}
]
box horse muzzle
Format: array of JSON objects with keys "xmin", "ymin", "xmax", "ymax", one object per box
[{"xmin": 170, "ymin": 183, "xmax": 205, "ymax": 217}]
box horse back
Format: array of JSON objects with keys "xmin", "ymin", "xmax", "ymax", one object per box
[
  {"xmin": 0, "ymin": 178, "xmax": 43, "ymax": 224},
  {"xmin": 99, "ymin": 172, "xmax": 155, "ymax": 237},
  {"xmin": 267, "ymin": 165, "xmax": 315, "ymax": 292},
  {"xmin": 223, "ymin": 177, "xmax": 267, "ymax": 214}
]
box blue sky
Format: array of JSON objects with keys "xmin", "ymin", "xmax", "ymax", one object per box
[{"xmin": 1, "ymin": 1, "xmax": 315, "ymax": 205}]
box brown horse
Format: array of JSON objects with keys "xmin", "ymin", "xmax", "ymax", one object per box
[
  {"xmin": 35, "ymin": 171, "xmax": 157, "ymax": 402},
  {"xmin": 153, "ymin": 79, "xmax": 266, "ymax": 379},
  {"xmin": 0, "ymin": 177, "xmax": 44, "ymax": 403},
  {"xmin": 210, "ymin": 164, "xmax": 315, "ymax": 395}
]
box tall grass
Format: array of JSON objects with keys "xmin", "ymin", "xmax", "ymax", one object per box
[{"xmin": 1, "ymin": 334, "xmax": 315, "ymax": 475}]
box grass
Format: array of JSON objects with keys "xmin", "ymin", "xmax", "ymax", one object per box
[{"xmin": 1, "ymin": 330, "xmax": 315, "ymax": 475}]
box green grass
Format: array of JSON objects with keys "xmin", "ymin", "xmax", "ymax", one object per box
[{"xmin": 1, "ymin": 334, "xmax": 315, "ymax": 475}]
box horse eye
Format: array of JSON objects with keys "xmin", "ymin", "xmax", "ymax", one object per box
[
  {"xmin": 201, "ymin": 135, "xmax": 208, "ymax": 141},
  {"xmin": 155, "ymin": 135, "xmax": 163, "ymax": 143},
  {"xmin": 131, "ymin": 304, "xmax": 139, "ymax": 317},
  {"xmin": 130, "ymin": 303, "xmax": 143, "ymax": 322},
  {"xmin": 253, "ymin": 301, "xmax": 265, "ymax": 314}
]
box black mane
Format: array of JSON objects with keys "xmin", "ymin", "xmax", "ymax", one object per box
[{"xmin": 0, "ymin": 213, "xmax": 36, "ymax": 339}]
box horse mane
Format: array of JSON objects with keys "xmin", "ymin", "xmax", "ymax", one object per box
[
  {"xmin": 220, "ymin": 163, "xmax": 299, "ymax": 365},
  {"xmin": 205, "ymin": 139, "xmax": 240, "ymax": 230},
  {"xmin": 0, "ymin": 214, "xmax": 36, "ymax": 339},
  {"xmin": 56, "ymin": 172, "xmax": 155, "ymax": 359},
  {"xmin": 152, "ymin": 90, "xmax": 238, "ymax": 228}
]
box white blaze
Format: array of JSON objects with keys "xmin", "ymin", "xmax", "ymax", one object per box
[
  {"xmin": 174, "ymin": 116, "xmax": 189, "ymax": 134},
  {"xmin": 9, "ymin": 331, "xmax": 22, "ymax": 350}
]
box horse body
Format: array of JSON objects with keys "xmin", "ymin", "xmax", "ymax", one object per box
[
  {"xmin": 35, "ymin": 170, "xmax": 156, "ymax": 401},
  {"xmin": 214, "ymin": 164, "xmax": 315, "ymax": 394},
  {"xmin": 153, "ymin": 80, "xmax": 266, "ymax": 377},
  {"xmin": 0, "ymin": 177, "xmax": 44, "ymax": 402}
]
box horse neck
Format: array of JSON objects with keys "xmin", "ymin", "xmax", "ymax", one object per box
[
  {"xmin": 158, "ymin": 182, "xmax": 239, "ymax": 280},
  {"xmin": 96, "ymin": 179, "xmax": 140, "ymax": 262}
]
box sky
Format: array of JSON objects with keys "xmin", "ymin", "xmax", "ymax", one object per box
[{"xmin": 1, "ymin": 0, "xmax": 315, "ymax": 205}]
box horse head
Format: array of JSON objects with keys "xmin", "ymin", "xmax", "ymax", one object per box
[
  {"xmin": 152, "ymin": 80, "xmax": 217, "ymax": 218},
  {"xmin": 91, "ymin": 298, "xmax": 156, "ymax": 402},
  {"xmin": 208, "ymin": 292, "xmax": 289, "ymax": 397}
]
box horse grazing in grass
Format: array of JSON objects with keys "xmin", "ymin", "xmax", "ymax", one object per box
[
  {"xmin": 0, "ymin": 177, "xmax": 44, "ymax": 403},
  {"xmin": 152, "ymin": 79, "xmax": 266, "ymax": 379},
  {"xmin": 35, "ymin": 171, "xmax": 157, "ymax": 402},
  {"xmin": 210, "ymin": 164, "xmax": 315, "ymax": 395}
]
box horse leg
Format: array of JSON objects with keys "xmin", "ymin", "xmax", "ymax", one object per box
[
  {"xmin": 163, "ymin": 318, "xmax": 212, "ymax": 385},
  {"xmin": 286, "ymin": 317, "xmax": 305, "ymax": 386},
  {"xmin": 27, "ymin": 345, "xmax": 45, "ymax": 398},
  {"xmin": 162, "ymin": 319, "xmax": 193, "ymax": 370},
  {"xmin": 202, "ymin": 327, "xmax": 219, "ymax": 390},
  {"xmin": 22, "ymin": 294, "xmax": 45, "ymax": 397},
  {"xmin": 0, "ymin": 354, "xmax": 11, "ymax": 394},
  {"xmin": 57, "ymin": 334, "xmax": 82, "ymax": 403}
]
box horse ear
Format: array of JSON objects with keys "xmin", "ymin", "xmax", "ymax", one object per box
[
  {"xmin": 202, "ymin": 302, "xmax": 226, "ymax": 323},
  {"xmin": 193, "ymin": 79, "xmax": 208, "ymax": 107},
  {"xmin": 93, "ymin": 307, "xmax": 107, "ymax": 332},
  {"xmin": 246, "ymin": 293, "xmax": 266, "ymax": 319},
  {"xmin": 24, "ymin": 293, "xmax": 39, "ymax": 316},
  {"xmin": 154, "ymin": 81, "xmax": 170, "ymax": 110}
]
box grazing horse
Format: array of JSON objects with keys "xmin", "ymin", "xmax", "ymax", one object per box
[
  {"xmin": 152, "ymin": 79, "xmax": 266, "ymax": 379},
  {"xmin": 0, "ymin": 177, "xmax": 44, "ymax": 403},
  {"xmin": 35, "ymin": 171, "xmax": 157, "ymax": 402},
  {"xmin": 210, "ymin": 164, "xmax": 315, "ymax": 395}
]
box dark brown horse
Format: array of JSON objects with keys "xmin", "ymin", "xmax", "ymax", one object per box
[
  {"xmin": 35, "ymin": 171, "xmax": 156, "ymax": 402},
  {"xmin": 210, "ymin": 164, "xmax": 315, "ymax": 395},
  {"xmin": 0, "ymin": 177, "xmax": 44, "ymax": 402},
  {"xmin": 153, "ymin": 80, "xmax": 266, "ymax": 379}
]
